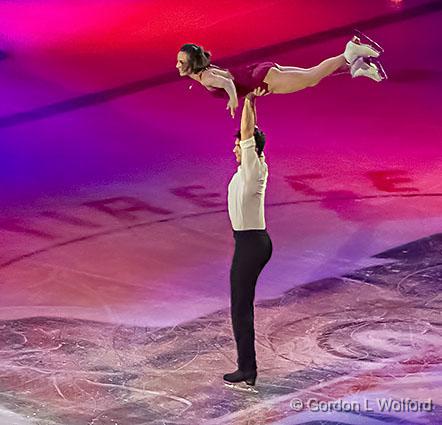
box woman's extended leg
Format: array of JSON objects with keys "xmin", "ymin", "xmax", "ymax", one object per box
[
  {"xmin": 263, "ymin": 34, "xmax": 384, "ymax": 93},
  {"xmin": 264, "ymin": 55, "xmax": 347, "ymax": 94}
]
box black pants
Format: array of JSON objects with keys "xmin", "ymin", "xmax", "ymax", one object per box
[{"xmin": 230, "ymin": 229, "xmax": 272, "ymax": 373}]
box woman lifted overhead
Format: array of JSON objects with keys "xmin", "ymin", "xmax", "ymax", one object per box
[{"xmin": 176, "ymin": 32, "xmax": 386, "ymax": 118}]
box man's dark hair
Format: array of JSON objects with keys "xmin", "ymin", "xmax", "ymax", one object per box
[
  {"xmin": 179, "ymin": 43, "xmax": 211, "ymax": 74},
  {"xmin": 235, "ymin": 127, "xmax": 266, "ymax": 157}
]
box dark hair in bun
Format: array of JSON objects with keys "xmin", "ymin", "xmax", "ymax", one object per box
[{"xmin": 179, "ymin": 43, "xmax": 211, "ymax": 73}]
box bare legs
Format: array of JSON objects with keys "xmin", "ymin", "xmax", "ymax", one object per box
[{"xmin": 263, "ymin": 54, "xmax": 347, "ymax": 94}]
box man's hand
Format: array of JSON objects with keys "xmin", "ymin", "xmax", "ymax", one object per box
[
  {"xmin": 227, "ymin": 97, "xmax": 239, "ymax": 118},
  {"xmin": 246, "ymin": 87, "xmax": 268, "ymax": 101}
]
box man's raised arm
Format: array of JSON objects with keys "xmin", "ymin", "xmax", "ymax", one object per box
[{"xmin": 240, "ymin": 93, "xmax": 256, "ymax": 141}]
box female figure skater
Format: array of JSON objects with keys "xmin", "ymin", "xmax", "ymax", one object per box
[{"xmin": 176, "ymin": 33, "xmax": 386, "ymax": 117}]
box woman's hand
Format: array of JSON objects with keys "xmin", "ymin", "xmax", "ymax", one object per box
[
  {"xmin": 226, "ymin": 97, "xmax": 239, "ymax": 118},
  {"xmin": 200, "ymin": 70, "xmax": 238, "ymax": 117}
]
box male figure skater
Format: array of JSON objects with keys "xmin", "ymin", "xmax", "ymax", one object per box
[{"xmin": 224, "ymin": 89, "xmax": 272, "ymax": 391}]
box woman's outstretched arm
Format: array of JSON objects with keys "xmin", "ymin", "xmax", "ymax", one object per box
[{"xmin": 201, "ymin": 72, "xmax": 238, "ymax": 118}]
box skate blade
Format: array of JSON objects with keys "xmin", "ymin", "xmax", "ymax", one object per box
[
  {"xmin": 224, "ymin": 382, "xmax": 259, "ymax": 393},
  {"xmin": 354, "ymin": 29, "xmax": 384, "ymax": 53},
  {"xmin": 370, "ymin": 58, "xmax": 388, "ymax": 80}
]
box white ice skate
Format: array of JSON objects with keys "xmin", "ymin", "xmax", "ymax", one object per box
[
  {"xmin": 344, "ymin": 33, "xmax": 382, "ymax": 65},
  {"xmin": 351, "ymin": 57, "xmax": 387, "ymax": 82}
]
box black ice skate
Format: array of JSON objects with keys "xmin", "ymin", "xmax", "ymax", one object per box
[{"xmin": 223, "ymin": 369, "xmax": 258, "ymax": 393}]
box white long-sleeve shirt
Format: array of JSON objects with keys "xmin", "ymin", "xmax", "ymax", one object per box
[{"xmin": 228, "ymin": 136, "xmax": 268, "ymax": 231}]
